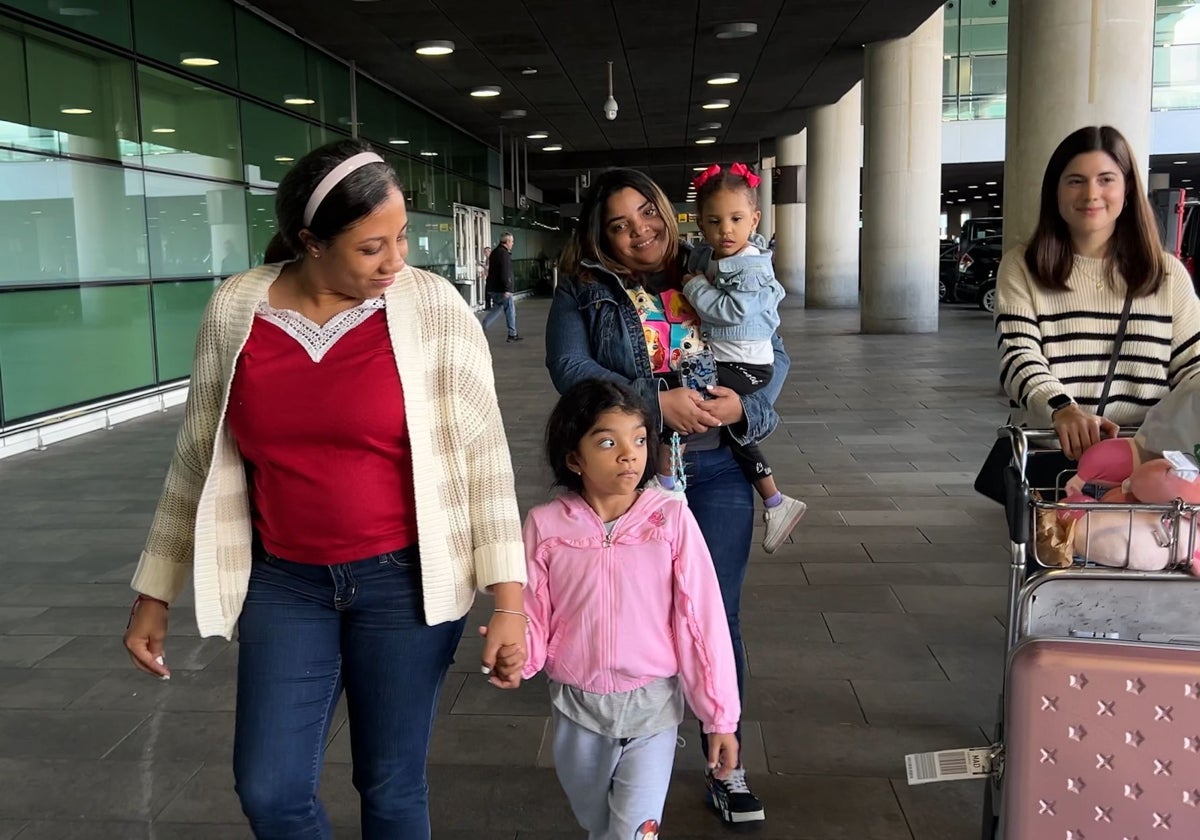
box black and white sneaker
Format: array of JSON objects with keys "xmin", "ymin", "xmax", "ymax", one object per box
[{"xmin": 706, "ymin": 767, "xmax": 765, "ymax": 825}]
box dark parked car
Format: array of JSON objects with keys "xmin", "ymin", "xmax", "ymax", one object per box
[
  {"xmin": 939, "ymin": 243, "xmax": 960, "ymax": 303},
  {"xmin": 955, "ymin": 234, "xmax": 1003, "ymax": 313}
]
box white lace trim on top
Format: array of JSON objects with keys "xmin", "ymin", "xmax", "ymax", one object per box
[{"xmin": 255, "ymin": 296, "xmax": 386, "ymax": 363}]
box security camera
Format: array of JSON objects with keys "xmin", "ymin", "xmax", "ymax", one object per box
[{"xmin": 603, "ymin": 96, "xmax": 618, "ymax": 121}]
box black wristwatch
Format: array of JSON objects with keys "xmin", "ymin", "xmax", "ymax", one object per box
[{"xmin": 1048, "ymin": 394, "xmax": 1074, "ymax": 416}]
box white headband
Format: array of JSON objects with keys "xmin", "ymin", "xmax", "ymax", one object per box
[{"xmin": 302, "ymin": 152, "xmax": 386, "ymax": 228}]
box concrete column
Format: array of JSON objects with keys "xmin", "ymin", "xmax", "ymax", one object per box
[
  {"xmin": 758, "ymin": 155, "xmax": 775, "ymax": 242},
  {"xmin": 861, "ymin": 6, "xmax": 943, "ymax": 334},
  {"xmin": 774, "ymin": 131, "xmax": 807, "ymax": 301},
  {"xmin": 807, "ymin": 82, "xmax": 862, "ymax": 309},
  {"xmin": 1003, "ymin": 0, "xmax": 1154, "ymax": 249}
]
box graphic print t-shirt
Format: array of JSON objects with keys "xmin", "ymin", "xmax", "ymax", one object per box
[{"xmin": 627, "ymin": 285, "xmax": 704, "ymax": 374}]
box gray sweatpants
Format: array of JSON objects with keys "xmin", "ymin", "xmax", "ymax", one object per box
[{"xmin": 552, "ymin": 708, "xmax": 677, "ymax": 840}]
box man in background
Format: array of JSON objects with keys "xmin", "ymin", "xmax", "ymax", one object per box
[{"xmin": 481, "ymin": 232, "xmax": 522, "ymax": 342}]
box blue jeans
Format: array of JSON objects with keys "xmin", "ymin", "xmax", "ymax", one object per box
[
  {"xmin": 481, "ymin": 292, "xmax": 517, "ymax": 336},
  {"xmin": 232, "ymin": 546, "xmax": 466, "ymax": 840},
  {"xmin": 683, "ymin": 447, "xmax": 754, "ymax": 756}
]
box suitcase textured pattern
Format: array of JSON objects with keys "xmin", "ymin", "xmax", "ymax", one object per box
[{"xmin": 1004, "ymin": 639, "xmax": 1200, "ymax": 838}]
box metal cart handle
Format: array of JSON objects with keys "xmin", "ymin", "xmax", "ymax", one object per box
[{"xmin": 997, "ymin": 425, "xmax": 1138, "ymax": 485}]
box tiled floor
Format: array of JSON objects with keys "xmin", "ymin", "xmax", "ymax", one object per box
[{"xmin": 0, "ymin": 298, "xmax": 1013, "ymax": 838}]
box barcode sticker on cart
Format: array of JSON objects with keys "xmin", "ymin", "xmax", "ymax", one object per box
[
  {"xmin": 904, "ymin": 747, "xmax": 993, "ymax": 785},
  {"xmin": 1165, "ymin": 450, "xmax": 1199, "ymax": 481}
]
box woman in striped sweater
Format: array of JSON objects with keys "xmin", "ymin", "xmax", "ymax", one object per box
[{"xmin": 996, "ymin": 125, "xmax": 1200, "ymax": 460}]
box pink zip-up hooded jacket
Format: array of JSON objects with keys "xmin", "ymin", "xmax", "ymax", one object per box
[{"xmin": 521, "ymin": 488, "xmax": 740, "ymax": 734}]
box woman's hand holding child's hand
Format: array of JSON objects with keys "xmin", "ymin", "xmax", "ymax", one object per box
[{"xmin": 479, "ymin": 611, "xmax": 527, "ymax": 689}]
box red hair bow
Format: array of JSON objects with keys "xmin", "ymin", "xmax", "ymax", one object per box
[
  {"xmin": 691, "ymin": 163, "xmax": 721, "ymax": 191},
  {"xmin": 729, "ymin": 162, "xmax": 761, "ymax": 187}
]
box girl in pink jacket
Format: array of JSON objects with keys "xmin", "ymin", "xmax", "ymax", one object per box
[{"xmin": 522, "ymin": 379, "xmax": 740, "ymax": 839}]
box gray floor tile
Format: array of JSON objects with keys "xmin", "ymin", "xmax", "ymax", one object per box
[
  {"xmin": 761, "ymin": 720, "xmax": 989, "ymax": 777},
  {"xmin": 13, "ymin": 822, "xmax": 152, "ymax": 840},
  {"xmin": 69, "ymin": 667, "xmax": 238, "ymax": 712},
  {"xmin": 750, "ymin": 638, "xmax": 945, "ymax": 681},
  {"xmin": 35, "ymin": 635, "xmax": 228, "ymax": 671},
  {"xmin": 890, "ymin": 777, "xmax": 987, "ymax": 840},
  {"xmin": 864, "ymin": 542, "xmax": 1007, "ymax": 564},
  {"xmin": 0, "ymin": 758, "xmax": 200, "ymax": 821},
  {"xmin": 851, "ymin": 679, "xmax": 1000, "ymax": 728},
  {"xmin": 0, "ymin": 637, "xmax": 72, "ymax": 668},
  {"xmin": 803, "ymin": 561, "xmax": 1007, "ymax": 587},
  {"xmin": 742, "ymin": 677, "xmax": 866, "ymax": 724},
  {"xmin": 0, "ymin": 822, "xmax": 22, "ymax": 840},
  {"xmin": 105, "ymin": 711, "xmax": 235, "ymax": 762},
  {"xmin": 890, "ymin": 584, "xmax": 1007, "ymax": 616},
  {"xmin": 823, "ymin": 612, "xmax": 1005, "ymax": 647},
  {"xmin": 744, "ymin": 584, "xmax": 903, "ymax": 613},
  {"xmin": 0, "ymin": 709, "xmax": 148, "ymax": 759}
]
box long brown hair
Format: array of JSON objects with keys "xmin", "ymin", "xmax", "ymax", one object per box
[
  {"xmin": 1025, "ymin": 125, "xmax": 1164, "ymax": 296},
  {"xmin": 560, "ymin": 168, "xmax": 681, "ymax": 283}
]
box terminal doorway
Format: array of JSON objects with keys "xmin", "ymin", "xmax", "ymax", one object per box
[{"xmin": 453, "ymin": 204, "xmax": 490, "ymax": 308}]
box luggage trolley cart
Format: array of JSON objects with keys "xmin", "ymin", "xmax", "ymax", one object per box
[{"xmin": 907, "ymin": 426, "xmax": 1200, "ymax": 839}]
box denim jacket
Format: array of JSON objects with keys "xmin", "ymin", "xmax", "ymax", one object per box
[
  {"xmin": 544, "ymin": 256, "xmax": 790, "ymax": 446},
  {"xmin": 683, "ymin": 233, "xmax": 783, "ymax": 343}
]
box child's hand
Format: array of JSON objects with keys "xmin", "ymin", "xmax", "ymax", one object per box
[
  {"xmin": 707, "ymin": 733, "xmax": 740, "ymax": 780},
  {"xmin": 479, "ymin": 618, "xmax": 527, "ymax": 689}
]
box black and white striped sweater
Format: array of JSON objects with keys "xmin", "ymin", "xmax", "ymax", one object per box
[{"xmin": 995, "ymin": 246, "xmax": 1200, "ymax": 428}]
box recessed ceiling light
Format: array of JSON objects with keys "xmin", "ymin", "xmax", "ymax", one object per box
[
  {"xmin": 542, "ymin": 144, "xmax": 563, "ymax": 152},
  {"xmin": 697, "ymin": 122, "xmax": 721, "ymax": 131},
  {"xmin": 1175, "ymin": 160, "xmax": 1189, "ymax": 164},
  {"xmin": 957, "ymin": 198, "xmax": 966, "ymax": 202},
  {"xmin": 702, "ymin": 99, "xmax": 730, "ymax": 110},
  {"xmin": 692, "ymin": 166, "xmax": 708, "ymax": 172},
  {"xmin": 274, "ymin": 155, "xmax": 294, "ymax": 162},
  {"xmin": 57, "ymin": 6, "xmax": 99, "ymax": 15},
  {"xmin": 501, "ymin": 109, "xmax": 527, "ymax": 119},
  {"xmin": 695, "ymin": 136, "xmax": 717, "ymax": 145},
  {"xmin": 180, "ymin": 53, "xmax": 219, "ymax": 67},
  {"xmin": 388, "ymin": 138, "xmax": 410, "ymax": 145},
  {"xmin": 947, "ymin": 188, "xmax": 958, "ymax": 193},
  {"xmin": 470, "ymin": 85, "xmax": 502, "ymax": 98},
  {"xmin": 414, "ymin": 40, "xmax": 455, "ymax": 56},
  {"xmin": 987, "ymin": 192, "xmax": 997, "ymax": 196},
  {"xmin": 985, "ymin": 180, "xmax": 997, "ymax": 185},
  {"xmin": 60, "ymin": 106, "xmax": 92, "ymax": 115},
  {"xmin": 968, "ymin": 184, "xmax": 978, "ymax": 188},
  {"xmin": 714, "ymin": 22, "xmax": 758, "ymax": 39},
  {"xmin": 1185, "ymin": 179, "xmax": 1194, "ymax": 183},
  {"xmin": 151, "ymin": 126, "xmax": 176, "ymax": 134},
  {"xmin": 284, "ymin": 96, "xmax": 315, "ymax": 105},
  {"xmin": 973, "ymin": 195, "xmax": 983, "ymax": 199},
  {"xmin": 706, "ymin": 73, "xmax": 740, "ymax": 85},
  {"xmin": 526, "ymin": 131, "xmax": 549, "ymax": 139},
  {"xmin": 521, "ymin": 66, "xmax": 538, "ymax": 75},
  {"xmin": 420, "ymin": 150, "xmax": 438, "ymax": 156}
]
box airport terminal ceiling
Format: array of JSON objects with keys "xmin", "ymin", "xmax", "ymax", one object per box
[{"xmin": 248, "ymin": 0, "xmax": 946, "ymax": 201}]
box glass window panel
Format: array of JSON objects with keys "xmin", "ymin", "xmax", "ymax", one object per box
[
  {"xmin": 132, "ymin": 0, "xmax": 237, "ymax": 87},
  {"xmin": 3, "ymin": 0, "xmax": 132, "ymax": 48},
  {"xmin": 356, "ymin": 78, "xmax": 397, "ymax": 145},
  {"xmin": 145, "ymin": 172, "xmax": 248, "ymax": 278},
  {"xmin": 407, "ymin": 210, "xmax": 454, "ymax": 270},
  {"xmin": 0, "ymin": 154, "xmax": 148, "ymax": 285},
  {"xmin": 20, "ymin": 32, "xmax": 139, "ymax": 162},
  {"xmin": 139, "ymin": 66, "xmax": 241, "ymax": 181},
  {"xmin": 246, "ymin": 188, "xmax": 276, "ymax": 265},
  {"xmin": 307, "ymin": 49, "xmax": 353, "ymax": 133},
  {"xmin": 0, "ymin": 284, "xmax": 155, "ymax": 422},
  {"xmin": 235, "ymin": 9, "xmax": 314, "ymax": 117},
  {"xmin": 1154, "ymin": 42, "xmax": 1200, "ymax": 108},
  {"xmin": 1155, "ymin": 1, "xmax": 1200, "ymax": 46},
  {"xmin": 152, "ymin": 278, "xmax": 219, "ymax": 380},
  {"xmin": 0, "ymin": 25, "xmax": 31, "ymax": 142},
  {"xmin": 241, "ymin": 101, "xmax": 311, "ymax": 187}
]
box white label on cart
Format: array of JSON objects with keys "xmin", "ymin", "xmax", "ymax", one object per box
[
  {"xmin": 905, "ymin": 747, "xmax": 993, "ymax": 785},
  {"xmin": 1164, "ymin": 450, "xmax": 1199, "ymax": 482}
]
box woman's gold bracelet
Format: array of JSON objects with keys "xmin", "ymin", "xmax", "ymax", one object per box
[{"xmin": 493, "ymin": 608, "xmax": 529, "ymax": 621}]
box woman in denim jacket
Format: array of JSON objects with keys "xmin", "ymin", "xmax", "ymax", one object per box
[{"xmin": 545, "ymin": 167, "xmax": 790, "ymax": 827}]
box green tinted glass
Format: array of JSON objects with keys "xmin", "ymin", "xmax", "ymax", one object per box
[
  {"xmin": 138, "ymin": 66, "xmax": 241, "ymax": 180},
  {"xmin": 235, "ymin": 9, "xmax": 313, "ymax": 117},
  {"xmin": 408, "ymin": 210, "xmax": 455, "ymax": 269},
  {"xmin": 3, "ymin": 0, "xmax": 132, "ymax": 48},
  {"xmin": 0, "ymin": 284, "xmax": 155, "ymax": 422},
  {"xmin": 0, "ymin": 154, "xmax": 148, "ymax": 286},
  {"xmin": 307, "ymin": 49, "xmax": 353, "ymax": 132},
  {"xmin": 145, "ymin": 172, "xmax": 248, "ymax": 278},
  {"xmin": 132, "ymin": 0, "xmax": 236, "ymax": 86},
  {"xmin": 242, "ymin": 101, "xmax": 311, "ymax": 187},
  {"xmin": 152, "ymin": 278, "xmax": 219, "ymax": 380},
  {"xmin": 246, "ymin": 189, "xmax": 277, "ymax": 265},
  {"xmin": 22, "ymin": 32, "xmax": 139, "ymax": 162}
]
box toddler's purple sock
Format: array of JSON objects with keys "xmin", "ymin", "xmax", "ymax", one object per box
[{"xmin": 764, "ymin": 491, "xmax": 783, "ymax": 508}]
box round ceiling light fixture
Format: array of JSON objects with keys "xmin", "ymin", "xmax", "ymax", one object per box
[
  {"xmin": 470, "ymin": 85, "xmax": 502, "ymax": 98},
  {"xmin": 179, "ymin": 53, "xmax": 219, "ymax": 67},
  {"xmin": 414, "ymin": 40, "xmax": 455, "ymax": 56},
  {"xmin": 526, "ymin": 130, "xmax": 549, "ymax": 140},
  {"xmin": 284, "ymin": 96, "xmax": 315, "ymax": 105},
  {"xmin": 388, "ymin": 138, "xmax": 409, "ymax": 145},
  {"xmin": 60, "ymin": 105, "xmax": 92, "ymax": 115},
  {"xmin": 702, "ymin": 99, "xmax": 730, "ymax": 110},
  {"xmin": 695, "ymin": 136, "xmax": 717, "ymax": 145},
  {"xmin": 420, "ymin": 150, "xmax": 439, "ymax": 157},
  {"xmin": 706, "ymin": 72, "xmax": 740, "ymax": 85},
  {"xmin": 714, "ymin": 22, "xmax": 758, "ymax": 39},
  {"xmin": 542, "ymin": 144, "xmax": 563, "ymax": 152},
  {"xmin": 520, "ymin": 66, "xmax": 538, "ymax": 76}
]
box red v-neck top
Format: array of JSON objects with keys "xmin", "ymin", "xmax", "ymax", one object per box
[{"xmin": 226, "ymin": 307, "xmax": 418, "ymax": 564}]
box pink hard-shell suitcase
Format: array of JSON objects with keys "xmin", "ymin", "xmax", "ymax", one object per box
[{"xmin": 1002, "ymin": 638, "xmax": 1200, "ymax": 837}]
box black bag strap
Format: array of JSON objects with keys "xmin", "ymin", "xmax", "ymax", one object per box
[{"xmin": 1095, "ymin": 289, "xmax": 1135, "ymax": 417}]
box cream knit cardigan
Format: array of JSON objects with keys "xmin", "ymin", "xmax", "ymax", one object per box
[{"xmin": 131, "ymin": 263, "xmax": 527, "ymax": 639}]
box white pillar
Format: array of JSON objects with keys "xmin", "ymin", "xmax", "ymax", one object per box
[
  {"xmin": 807, "ymin": 83, "xmax": 862, "ymax": 309},
  {"xmin": 758, "ymin": 155, "xmax": 775, "ymax": 242},
  {"xmin": 774, "ymin": 131, "xmax": 807, "ymax": 301},
  {"xmin": 861, "ymin": 7, "xmax": 943, "ymax": 334},
  {"xmin": 1003, "ymin": 0, "xmax": 1154, "ymax": 249}
]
